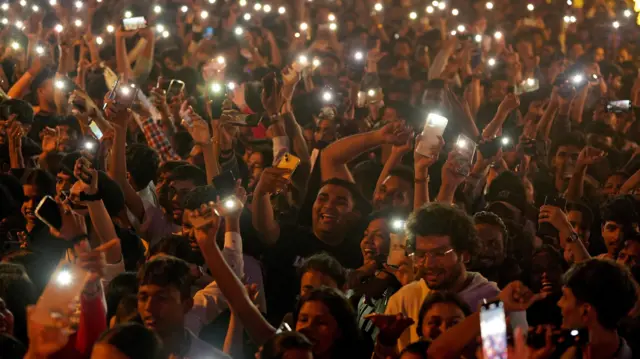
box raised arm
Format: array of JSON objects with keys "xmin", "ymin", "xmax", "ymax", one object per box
[
  {"xmin": 251, "ymin": 167, "xmax": 290, "ymax": 245},
  {"xmin": 481, "ymin": 93, "xmax": 520, "ymax": 140},
  {"xmin": 536, "ymin": 89, "xmax": 561, "ymax": 141},
  {"xmin": 565, "ymin": 147, "xmax": 605, "ymax": 202}
]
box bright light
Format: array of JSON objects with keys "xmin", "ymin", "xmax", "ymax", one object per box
[
  {"xmin": 570, "ymin": 329, "xmax": 579, "ymax": 336},
  {"xmin": 354, "ymin": 51, "xmax": 363, "ymax": 61},
  {"xmin": 450, "ymin": 30, "xmax": 457, "ymax": 36},
  {"xmin": 211, "ymin": 83, "xmax": 222, "ymax": 93},
  {"xmin": 263, "ymin": 4, "xmax": 271, "ymax": 12},
  {"xmin": 19, "ymin": 0, "xmax": 26, "ymax": 6},
  {"xmin": 564, "ymin": 15, "xmax": 570, "ymax": 23},
  {"xmin": 227, "ymin": 82, "xmax": 236, "ymax": 90},
  {"xmin": 278, "ymin": 6, "xmax": 286, "ymax": 14},
  {"xmin": 208, "ymin": 0, "xmax": 215, "ymax": 3},
  {"xmin": 613, "ymin": 21, "xmax": 620, "ymax": 29},
  {"xmin": 153, "ymin": 5, "xmax": 162, "ymax": 13},
  {"xmin": 120, "ymin": 86, "xmax": 131, "ymax": 96},
  {"xmin": 322, "ymin": 91, "xmax": 333, "ymax": 102},
  {"xmin": 329, "ymin": 23, "xmax": 337, "ymax": 31},
  {"xmin": 35, "ymin": 45, "xmax": 44, "ymax": 54},
  {"xmin": 392, "ymin": 219, "xmax": 405, "ymax": 230},
  {"xmin": 624, "ymin": 9, "xmax": 633, "ymax": 17},
  {"xmin": 298, "ymin": 55, "xmax": 308, "ymax": 64},
  {"xmin": 571, "ymin": 74, "xmax": 584, "ymax": 84},
  {"xmin": 156, "ymin": 24, "xmax": 164, "ymax": 32},
  {"xmin": 10, "ymin": 41, "xmax": 19, "ymax": 50},
  {"xmin": 106, "ymin": 24, "xmax": 115, "ymax": 33},
  {"xmin": 55, "ymin": 80, "xmax": 65, "ymax": 89},
  {"xmin": 74, "ymin": 19, "xmax": 83, "ymax": 27},
  {"xmin": 367, "ymin": 89, "xmax": 376, "ymax": 96},
  {"xmin": 426, "ymin": 5, "xmax": 434, "ymax": 13},
  {"xmin": 501, "ymin": 137, "xmax": 510, "ymax": 146},
  {"xmin": 432, "ymin": 0, "xmax": 438, "ymax": 5},
  {"xmin": 486, "ymin": 1, "xmax": 493, "ymax": 10},
  {"xmin": 328, "ymin": 13, "xmax": 336, "ymax": 21},
  {"xmin": 567, "ymin": 0, "xmax": 572, "ymax": 4},
  {"xmin": 234, "ymin": 26, "xmax": 243, "ymax": 35},
  {"xmin": 253, "ymin": 3, "xmax": 261, "ymax": 10},
  {"xmin": 1, "ymin": 18, "xmax": 8, "ymax": 25},
  {"xmin": 124, "ymin": 11, "xmax": 132, "ymax": 18},
  {"xmin": 74, "ymin": 0, "xmax": 82, "ymax": 9},
  {"xmin": 15, "ymin": 20, "xmax": 24, "ymax": 29},
  {"xmin": 239, "ymin": 0, "xmax": 246, "ymax": 6},
  {"xmin": 300, "ymin": 22, "xmax": 308, "ymax": 31},
  {"xmin": 570, "ymin": 15, "xmax": 576, "ymax": 23},
  {"xmin": 488, "ymin": 57, "xmax": 496, "ymax": 66},
  {"xmin": 312, "ymin": 58, "xmax": 320, "ymax": 67},
  {"xmin": 181, "ymin": 5, "xmax": 188, "ymax": 13},
  {"xmin": 475, "ymin": 34, "xmax": 482, "ymax": 43},
  {"xmin": 224, "ymin": 199, "xmax": 236, "ymax": 209},
  {"xmin": 56, "ymin": 270, "xmax": 72, "ymax": 286},
  {"xmin": 0, "ymin": 3, "xmax": 7, "ymax": 11},
  {"xmin": 31, "ymin": 5, "xmax": 38, "ymax": 12},
  {"xmin": 201, "ymin": 10, "xmax": 209, "ymax": 19},
  {"xmin": 451, "ymin": 8, "xmax": 459, "ymax": 16},
  {"xmin": 294, "ymin": 32, "xmax": 300, "ymax": 38},
  {"xmin": 457, "ymin": 139, "xmax": 467, "ymax": 148},
  {"xmin": 374, "ymin": 3, "xmax": 383, "ymax": 11},
  {"xmin": 527, "ymin": 3, "xmax": 534, "ymax": 11},
  {"xmin": 217, "ymin": 56, "xmax": 225, "ymax": 65},
  {"xmin": 243, "ymin": 13, "xmax": 251, "ymax": 20},
  {"xmin": 494, "ymin": 31, "xmax": 502, "ymax": 39},
  {"xmin": 409, "ymin": 11, "xmax": 417, "ymax": 19},
  {"xmin": 526, "ymin": 78, "xmax": 535, "ymax": 86},
  {"xmin": 55, "ymin": 24, "xmax": 64, "ymax": 32},
  {"xmin": 49, "ymin": 0, "xmax": 56, "ymax": 5},
  {"xmin": 84, "ymin": 141, "xmax": 94, "ymax": 150},
  {"xmin": 457, "ymin": 24, "xmax": 465, "ymax": 32},
  {"xmin": 96, "ymin": 36, "xmax": 103, "ymax": 45},
  {"xmin": 162, "ymin": 30, "xmax": 169, "ymax": 38},
  {"xmin": 438, "ymin": 2, "xmax": 446, "ymax": 10}
]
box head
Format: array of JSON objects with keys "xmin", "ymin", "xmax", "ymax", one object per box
[
  {"xmin": 247, "ymin": 148, "xmax": 272, "ymax": 190},
  {"xmin": 0, "ymin": 99, "xmax": 34, "ymax": 145},
  {"xmin": 92, "ymin": 323, "xmax": 164, "ymax": 359},
  {"xmin": 137, "ymin": 256, "xmax": 193, "ymax": 338},
  {"xmin": 298, "ymin": 253, "xmax": 346, "ymax": 298},
  {"xmin": 585, "ymin": 121, "xmax": 615, "ymax": 152},
  {"xmin": 372, "ymin": 167, "xmax": 414, "ymax": 212},
  {"xmin": 260, "ymin": 332, "xmax": 314, "ymax": 359},
  {"xmin": 31, "ymin": 68, "xmax": 56, "ymax": 110},
  {"xmin": 161, "ymin": 48, "xmax": 183, "ymax": 74},
  {"xmin": 312, "ymin": 179, "xmax": 360, "ymax": 239},
  {"xmin": 550, "ymin": 132, "xmax": 584, "ymax": 174},
  {"xmin": 126, "ymin": 144, "xmax": 160, "ymax": 192},
  {"xmin": 55, "ymin": 116, "xmax": 82, "ymax": 152},
  {"xmin": 56, "ymin": 152, "xmax": 82, "ymax": 196},
  {"xmin": 294, "ymin": 287, "xmax": 362, "ymax": 358},
  {"xmin": 558, "ymin": 259, "xmax": 637, "ymax": 331},
  {"xmin": 529, "ymin": 245, "xmax": 567, "ymax": 294},
  {"xmin": 393, "ymin": 37, "xmax": 412, "ymax": 58},
  {"xmin": 600, "ymin": 196, "xmax": 639, "ymax": 256},
  {"xmin": 616, "ymin": 236, "xmax": 640, "ymax": 269},
  {"xmin": 602, "ymin": 172, "xmax": 629, "ymax": 199},
  {"xmin": 408, "ymin": 203, "xmax": 477, "ymax": 290},
  {"xmin": 21, "ymin": 169, "xmax": 56, "ymax": 228},
  {"xmin": 472, "ymin": 211, "xmax": 508, "ymax": 269},
  {"xmin": 566, "ymin": 202, "xmax": 593, "ymax": 247},
  {"xmin": 106, "ymin": 272, "xmax": 139, "ymax": 326},
  {"xmin": 314, "ymin": 118, "xmax": 337, "ymax": 143},
  {"xmin": 416, "ymin": 291, "xmax": 471, "ymax": 341},
  {"xmin": 360, "ymin": 211, "xmax": 400, "ymax": 263},
  {"xmin": 167, "ymin": 165, "xmax": 207, "ymax": 224}
]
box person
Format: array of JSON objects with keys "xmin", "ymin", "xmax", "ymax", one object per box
[
  {"xmin": 259, "ymin": 331, "xmax": 314, "ymax": 359},
  {"xmin": 415, "ymin": 291, "xmax": 471, "ymax": 341},
  {"xmin": 617, "ymin": 235, "xmax": 640, "ymax": 269},
  {"xmin": 384, "ymin": 203, "xmax": 503, "ymax": 350},
  {"xmin": 137, "ymin": 255, "xmax": 231, "ymax": 358},
  {"xmin": 598, "ymin": 196, "xmax": 639, "ymax": 260},
  {"xmin": 91, "ymin": 323, "xmax": 165, "ymax": 359},
  {"xmin": 557, "ymin": 259, "xmax": 637, "ymax": 358}
]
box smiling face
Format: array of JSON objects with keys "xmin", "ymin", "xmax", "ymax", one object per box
[
  {"xmin": 21, "ymin": 184, "xmax": 41, "ymax": 229},
  {"xmin": 312, "ymin": 184, "xmax": 354, "ymax": 239},
  {"xmin": 295, "ymin": 300, "xmax": 340, "ymax": 358},
  {"xmin": 420, "ymin": 302, "xmax": 466, "ymax": 341},
  {"xmin": 414, "ymin": 235, "xmax": 465, "ymax": 290},
  {"xmin": 360, "ymin": 218, "xmax": 391, "ymax": 262},
  {"xmin": 372, "ymin": 175, "xmax": 412, "ymax": 212}
]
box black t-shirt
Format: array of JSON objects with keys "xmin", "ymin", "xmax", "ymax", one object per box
[
  {"xmin": 28, "ymin": 112, "xmax": 59, "ymax": 143},
  {"xmin": 261, "ymin": 225, "xmax": 363, "ymax": 324}
]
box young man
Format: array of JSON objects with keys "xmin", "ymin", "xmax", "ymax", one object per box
[
  {"xmin": 384, "ymin": 203, "xmax": 504, "ymax": 350},
  {"xmin": 557, "ymin": 259, "xmax": 637, "ymax": 358},
  {"xmin": 137, "ymin": 255, "xmax": 231, "ymax": 358},
  {"xmin": 598, "ymin": 196, "xmax": 639, "ymax": 260},
  {"xmin": 27, "ymin": 68, "xmax": 59, "ymax": 142},
  {"xmin": 616, "ymin": 236, "xmax": 640, "ymax": 269}
]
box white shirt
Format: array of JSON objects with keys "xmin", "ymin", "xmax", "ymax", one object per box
[{"xmin": 185, "ymin": 329, "xmax": 231, "ymax": 359}]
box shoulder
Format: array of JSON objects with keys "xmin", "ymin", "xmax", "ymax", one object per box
[{"xmin": 387, "ymin": 280, "xmax": 427, "ymax": 308}]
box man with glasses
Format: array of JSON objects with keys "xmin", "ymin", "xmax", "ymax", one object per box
[{"xmin": 384, "ymin": 203, "xmax": 502, "ymax": 350}]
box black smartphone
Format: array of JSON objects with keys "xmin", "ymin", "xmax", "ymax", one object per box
[
  {"xmin": 35, "ymin": 196, "xmax": 62, "ymax": 230},
  {"xmin": 479, "ymin": 139, "xmax": 500, "ymax": 158},
  {"xmin": 537, "ymin": 195, "xmax": 568, "ymax": 240},
  {"xmin": 212, "ymin": 170, "xmax": 236, "ymax": 197}
]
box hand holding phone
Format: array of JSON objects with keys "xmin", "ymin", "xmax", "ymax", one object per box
[
  {"xmin": 480, "ymin": 300, "xmax": 507, "ymax": 359},
  {"xmin": 364, "ymin": 313, "xmax": 414, "ymax": 343},
  {"xmin": 276, "ymin": 153, "xmax": 301, "ymax": 180},
  {"xmin": 416, "ymin": 113, "xmax": 448, "ymax": 158},
  {"xmin": 453, "ymin": 134, "xmax": 477, "ymax": 176}
]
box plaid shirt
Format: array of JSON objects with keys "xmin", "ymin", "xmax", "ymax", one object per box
[{"xmin": 140, "ymin": 117, "xmax": 181, "ymax": 162}]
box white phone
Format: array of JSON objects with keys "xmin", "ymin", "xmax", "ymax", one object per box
[
  {"xmin": 454, "ymin": 133, "xmax": 477, "ymax": 176},
  {"xmin": 480, "ymin": 300, "xmax": 508, "ymax": 359},
  {"xmin": 387, "ymin": 219, "xmax": 408, "ymax": 267},
  {"xmin": 415, "ymin": 113, "xmax": 448, "ymax": 157}
]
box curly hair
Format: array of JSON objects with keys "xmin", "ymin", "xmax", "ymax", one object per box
[{"xmin": 407, "ymin": 203, "xmax": 478, "ymax": 255}]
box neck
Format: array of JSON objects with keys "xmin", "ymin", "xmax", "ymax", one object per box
[
  {"xmin": 450, "ymin": 268, "xmax": 470, "ymax": 294},
  {"xmin": 160, "ymin": 327, "xmax": 187, "ymax": 356},
  {"xmin": 587, "ymin": 324, "xmax": 620, "ymax": 358},
  {"xmin": 313, "ymin": 228, "xmax": 346, "ymax": 246}
]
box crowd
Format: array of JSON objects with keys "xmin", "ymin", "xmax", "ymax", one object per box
[{"xmin": 0, "ymin": 0, "xmax": 639, "ymax": 358}]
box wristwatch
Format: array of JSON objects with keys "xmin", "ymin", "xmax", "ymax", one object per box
[{"xmin": 566, "ymin": 232, "xmax": 580, "ymax": 244}]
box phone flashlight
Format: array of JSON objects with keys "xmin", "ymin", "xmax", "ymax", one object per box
[
  {"xmin": 329, "ymin": 23, "xmax": 337, "ymax": 31},
  {"xmin": 263, "ymin": 4, "xmax": 271, "ymax": 13},
  {"xmin": 624, "ymin": 9, "xmax": 632, "ymax": 17},
  {"xmin": 438, "ymin": 2, "xmax": 446, "ymax": 10},
  {"xmin": 162, "ymin": 31, "xmax": 169, "ymax": 38},
  {"xmin": 10, "ymin": 41, "xmax": 20, "ymax": 50},
  {"xmin": 224, "ymin": 198, "xmax": 236, "ymax": 209},
  {"xmin": 328, "ymin": 13, "xmax": 336, "ymax": 21},
  {"xmin": 474, "ymin": 34, "xmax": 482, "ymax": 43},
  {"xmin": 156, "ymin": 24, "xmax": 165, "ymax": 32},
  {"xmin": 227, "ymin": 82, "xmax": 236, "ymax": 90},
  {"xmin": 367, "ymin": 89, "xmax": 376, "ymax": 97},
  {"xmin": 234, "ymin": 26, "xmax": 244, "ymax": 35},
  {"xmin": 106, "ymin": 24, "xmax": 115, "ymax": 33},
  {"xmin": 153, "ymin": 5, "xmax": 162, "ymax": 14},
  {"xmin": 409, "ymin": 11, "xmax": 417, "ymax": 20},
  {"xmin": 488, "ymin": 57, "xmax": 496, "ymax": 67},
  {"xmin": 74, "ymin": 0, "xmax": 83, "ymax": 9},
  {"xmin": 74, "ymin": 19, "xmax": 83, "ymax": 27},
  {"xmin": 243, "ymin": 13, "xmax": 251, "ymax": 20},
  {"xmin": 84, "ymin": 141, "xmax": 95, "ymax": 150},
  {"xmin": 124, "ymin": 10, "xmax": 132, "ymax": 18},
  {"xmin": 300, "ymin": 22, "xmax": 309, "ymax": 31},
  {"xmin": 56, "ymin": 269, "xmax": 73, "ymax": 286},
  {"xmin": 96, "ymin": 36, "xmax": 104, "ymax": 45},
  {"xmin": 181, "ymin": 5, "xmax": 188, "ymax": 13},
  {"xmin": 312, "ymin": 58, "xmax": 321, "ymax": 67},
  {"xmin": 322, "ymin": 91, "xmax": 333, "ymax": 102},
  {"xmin": 392, "ymin": 219, "xmax": 405, "ymax": 231},
  {"xmin": 571, "ymin": 74, "xmax": 584, "ymax": 84},
  {"xmin": 374, "ymin": 3, "xmax": 383, "ymax": 11},
  {"xmin": 298, "ymin": 55, "xmax": 309, "ymax": 65},
  {"xmin": 457, "ymin": 24, "xmax": 465, "ymax": 32},
  {"xmin": 426, "ymin": 5, "xmax": 434, "ymax": 13},
  {"xmin": 211, "ymin": 83, "xmax": 223, "ymax": 93},
  {"xmin": 1, "ymin": 3, "xmax": 8, "ymax": 10},
  {"xmin": 208, "ymin": 0, "xmax": 215, "ymax": 3},
  {"xmin": 354, "ymin": 51, "xmax": 364, "ymax": 61},
  {"xmin": 451, "ymin": 8, "xmax": 459, "ymax": 15},
  {"xmin": 494, "ymin": 31, "xmax": 503, "ymax": 40},
  {"xmin": 54, "ymin": 80, "xmax": 65, "ymax": 89},
  {"xmin": 15, "ymin": 20, "xmax": 24, "ymax": 29},
  {"xmin": 278, "ymin": 6, "xmax": 286, "ymax": 14},
  {"xmin": 35, "ymin": 45, "xmax": 44, "ymax": 55},
  {"xmin": 32, "ymin": 4, "xmax": 39, "ymax": 12},
  {"xmin": 501, "ymin": 137, "xmax": 510, "ymax": 146},
  {"xmin": 200, "ymin": 10, "xmax": 209, "ymax": 19},
  {"xmin": 253, "ymin": 3, "xmax": 262, "ymax": 10},
  {"xmin": 120, "ymin": 86, "xmax": 132, "ymax": 96},
  {"xmin": 613, "ymin": 21, "xmax": 620, "ymax": 29},
  {"xmin": 485, "ymin": 1, "xmax": 493, "ymax": 9},
  {"xmin": 216, "ymin": 56, "xmax": 225, "ymax": 65},
  {"xmin": 456, "ymin": 137, "xmax": 468, "ymax": 149}
]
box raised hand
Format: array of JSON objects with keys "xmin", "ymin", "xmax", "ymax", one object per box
[
  {"xmin": 576, "ymin": 146, "xmax": 606, "ymax": 167},
  {"xmin": 498, "ymin": 93, "xmax": 521, "ymax": 114},
  {"xmin": 40, "ymin": 127, "xmax": 59, "ymax": 153},
  {"xmin": 253, "ymin": 167, "xmax": 291, "ymax": 196},
  {"xmin": 498, "ymin": 281, "xmax": 547, "ymax": 312},
  {"xmin": 415, "ymin": 134, "xmax": 444, "ymax": 171},
  {"xmin": 365, "ymin": 313, "xmax": 414, "ymax": 345},
  {"xmin": 26, "ymin": 306, "xmax": 70, "ymax": 357},
  {"xmin": 181, "ymin": 103, "xmax": 212, "ymax": 145},
  {"xmin": 377, "ymin": 121, "xmax": 413, "ymax": 146}
]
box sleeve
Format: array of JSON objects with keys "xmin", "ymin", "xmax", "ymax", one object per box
[
  {"xmin": 428, "ymin": 47, "xmax": 455, "ymax": 80},
  {"xmin": 140, "ymin": 117, "xmax": 182, "ymax": 162},
  {"xmin": 384, "ymin": 292, "xmax": 412, "ymax": 352},
  {"xmin": 219, "ymin": 151, "xmax": 241, "ymax": 180},
  {"xmin": 132, "ymin": 56, "xmax": 153, "ymax": 84},
  {"xmin": 75, "ymin": 283, "xmax": 108, "ymax": 356},
  {"xmin": 139, "ymin": 205, "xmax": 177, "ymax": 247},
  {"xmin": 185, "ymin": 283, "xmax": 227, "ymax": 335}
]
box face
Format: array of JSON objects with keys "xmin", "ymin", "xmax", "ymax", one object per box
[
  {"xmin": 593, "ymin": 48, "xmax": 605, "ymax": 63},
  {"xmin": 530, "ymin": 251, "xmax": 563, "ymax": 293},
  {"xmin": 314, "ymin": 119, "xmax": 336, "ymax": 143},
  {"xmin": 169, "ymin": 179, "xmax": 197, "ymax": 224},
  {"xmin": 618, "ymin": 48, "xmax": 631, "ymax": 63},
  {"xmin": 247, "ymin": 152, "xmax": 266, "ymax": 190},
  {"xmin": 603, "ymin": 174, "xmax": 627, "ymax": 198},
  {"xmin": 394, "ymin": 42, "xmax": 411, "ymax": 58},
  {"xmin": 602, "ymin": 221, "xmax": 624, "ymax": 256},
  {"xmin": 617, "ymin": 240, "xmax": 640, "ymax": 268},
  {"xmin": 295, "ymin": 300, "xmax": 340, "ymax": 358},
  {"xmin": 163, "ymin": 57, "xmax": 181, "ymax": 73},
  {"xmin": 420, "ymin": 302, "xmax": 466, "ymax": 341},
  {"xmin": 557, "ymin": 287, "xmax": 588, "ymax": 329},
  {"xmin": 318, "ymin": 58, "xmax": 339, "ymax": 77},
  {"xmin": 137, "ymin": 284, "xmax": 192, "ymax": 337},
  {"xmin": 586, "ymin": 133, "xmax": 613, "ymax": 152},
  {"xmin": 300, "ymin": 270, "xmax": 339, "ymax": 298},
  {"xmin": 373, "ymin": 175, "xmax": 412, "ymax": 211},
  {"xmin": 56, "ymin": 125, "xmax": 79, "ymax": 152},
  {"xmin": 312, "ymin": 184, "xmax": 354, "ymax": 237},
  {"xmin": 91, "ymin": 343, "xmax": 130, "ymax": 359},
  {"xmin": 360, "ymin": 218, "xmax": 391, "ymax": 262},
  {"xmin": 473, "ymin": 223, "xmax": 505, "ymax": 268},
  {"xmin": 38, "ymin": 78, "xmax": 55, "ymax": 108},
  {"xmin": 570, "ymin": 44, "xmax": 584, "ymax": 60},
  {"xmin": 56, "ymin": 172, "xmax": 76, "ymax": 197},
  {"xmin": 488, "ymin": 80, "xmax": 509, "ymax": 103},
  {"xmin": 567, "ymin": 210, "xmax": 591, "ymax": 245},
  {"xmin": 552, "ymin": 145, "xmax": 580, "ymax": 173},
  {"xmin": 22, "ymin": 184, "xmax": 41, "ymax": 228},
  {"xmin": 414, "ymin": 235, "xmax": 464, "ymax": 290}
]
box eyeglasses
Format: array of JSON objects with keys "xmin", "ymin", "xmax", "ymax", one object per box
[{"xmin": 412, "ymin": 248, "xmax": 455, "ymax": 264}]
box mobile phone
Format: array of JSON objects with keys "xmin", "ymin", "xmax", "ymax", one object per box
[
  {"xmin": 122, "ymin": 16, "xmax": 147, "ymax": 31},
  {"xmin": 114, "ymin": 82, "xmax": 139, "ymax": 107},
  {"xmin": 478, "ymin": 138, "xmax": 500, "ymax": 158},
  {"xmin": 606, "ymin": 100, "xmax": 632, "ymax": 113},
  {"xmin": 30, "ymin": 259, "xmax": 90, "ymax": 327},
  {"xmin": 276, "ymin": 153, "xmax": 301, "ymax": 180},
  {"xmin": 387, "ymin": 218, "xmax": 407, "ymax": 267},
  {"xmin": 88, "ymin": 120, "xmax": 103, "ymax": 140},
  {"xmin": 538, "ymin": 195, "xmax": 567, "ymax": 239},
  {"xmin": 480, "ymin": 300, "xmax": 508, "ymax": 359},
  {"xmin": 453, "ymin": 134, "xmax": 477, "ymax": 176},
  {"xmin": 515, "ymin": 78, "xmax": 540, "ymax": 95},
  {"xmin": 187, "ymin": 203, "xmax": 217, "ymax": 229},
  {"xmin": 457, "ymin": 33, "xmax": 472, "ymax": 41},
  {"xmin": 204, "ymin": 27, "xmax": 214, "ymax": 39},
  {"xmin": 356, "ymin": 88, "xmax": 384, "ymax": 107},
  {"xmin": 167, "ymin": 80, "xmax": 185, "ymax": 99},
  {"xmin": 220, "ymin": 100, "xmax": 250, "ymax": 126},
  {"xmin": 212, "ymin": 170, "xmax": 236, "ymax": 197},
  {"xmin": 35, "ymin": 195, "xmax": 62, "ymax": 231},
  {"xmin": 415, "ymin": 113, "xmax": 448, "ymax": 158},
  {"xmin": 527, "ymin": 327, "xmax": 588, "ymax": 350},
  {"xmin": 214, "ymin": 194, "xmax": 244, "ymax": 216}
]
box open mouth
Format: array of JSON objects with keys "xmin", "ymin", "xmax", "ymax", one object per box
[{"xmin": 363, "ymin": 248, "xmax": 377, "ymax": 258}]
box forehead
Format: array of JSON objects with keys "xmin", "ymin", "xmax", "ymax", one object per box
[
  {"xmin": 623, "ymin": 240, "xmax": 640, "ymax": 252},
  {"xmin": 57, "ymin": 172, "xmax": 73, "ymax": 180},
  {"xmin": 382, "ymin": 174, "xmax": 411, "ymax": 189},
  {"xmin": 556, "ymin": 145, "xmax": 580, "ymax": 154},
  {"xmin": 138, "ymin": 283, "xmax": 180, "ymax": 297},
  {"xmin": 425, "ymin": 302, "xmax": 465, "ymax": 317},
  {"xmin": 23, "ymin": 184, "xmax": 39, "ymax": 196},
  {"xmin": 475, "ymin": 223, "xmax": 502, "ymax": 235},
  {"xmin": 367, "ymin": 218, "xmax": 389, "ymax": 232},
  {"xmin": 567, "ymin": 210, "xmax": 583, "ymax": 221},
  {"xmin": 170, "ymin": 179, "xmax": 196, "ymax": 190},
  {"xmin": 301, "ymin": 270, "xmax": 337, "ymax": 287},
  {"xmin": 415, "ymin": 235, "xmax": 452, "ymax": 250},
  {"xmin": 317, "ymin": 184, "xmax": 353, "ymax": 201}
]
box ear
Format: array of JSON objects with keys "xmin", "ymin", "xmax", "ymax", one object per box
[
  {"xmin": 183, "ymin": 297, "xmax": 194, "ymax": 314},
  {"xmin": 581, "ymin": 303, "xmax": 593, "ymax": 324},
  {"xmin": 459, "ymin": 251, "xmax": 471, "ymax": 264}
]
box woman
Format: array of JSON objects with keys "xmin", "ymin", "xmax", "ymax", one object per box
[{"xmin": 416, "ymin": 292, "xmax": 471, "ymax": 341}]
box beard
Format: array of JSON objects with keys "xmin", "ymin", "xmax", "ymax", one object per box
[{"xmin": 422, "ymin": 262, "xmax": 464, "ymax": 290}]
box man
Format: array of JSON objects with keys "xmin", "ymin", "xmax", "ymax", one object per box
[
  {"xmin": 566, "ymin": 202, "xmax": 593, "ymax": 250},
  {"xmin": 28, "ymin": 68, "xmax": 59, "ymax": 142},
  {"xmin": 598, "ymin": 196, "xmax": 639, "ymax": 260},
  {"xmin": 550, "ymin": 133, "xmax": 585, "ymax": 192},
  {"xmin": 557, "ymin": 259, "xmax": 636, "ymax": 358},
  {"xmin": 372, "ymin": 167, "xmax": 414, "ymax": 213},
  {"xmin": 384, "ymin": 203, "xmax": 503, "ymax": 350},
  {"xmin": 253, "ymin": 175, "xmax": 365, "ymax": 323},
  {"xmin": 55, "ymin": 116, "xmax": 82, "ymax": 153},
  {"xmin": 137, "ymin": 255, "xmax": 230, "ymax": 358},
  {"xmin": 617, "ymin": 236, "xmax": 640, "ymax": 269},
  {"xmin": 168, "ymin": 165, "xmax": 207, "ymax": 226},
  {"xmin": 0, "ymin": 99, "xmax": 39, "ymax": 169}
]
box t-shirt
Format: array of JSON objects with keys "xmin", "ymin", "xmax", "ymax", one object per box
[{"xmin": 261, "ymin": 225, "xmax": 363, "ymax": 324}]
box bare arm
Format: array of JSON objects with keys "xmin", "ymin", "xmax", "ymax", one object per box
[
  {"xmin": 115, "ymin": 30, "xmax": 133, "ymax": 80},
  {"xmin": 570, "ymin": 85, "xmax": 588, "ymax": 125},
  {"xmin": 536, "ymin": 91, "xmax": 560, "ymax": 141},
  {"xmin": 482, "ymin": 93, "xmax": 520, "ymax": 140}
]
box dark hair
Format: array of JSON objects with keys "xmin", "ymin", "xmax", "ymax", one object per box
[
  {"xmin": 298, "ymin": 253, "xmax": 347, "ymax": 290},
  {"xmin": 0, "ymin": 99, "xmax": 34, "ymax": 124},
  {"xmin": 387, "ymin": 166, "xmax": 415, "ymax": 186},
  {"xmin": 550, "ymin": 131, "xmax": 585, "ymax": 158},
  {"xmin": 150, "ymin": 235, "xmax": 197, "ymax": 264},
  {"xmin": 473, "ymin": 211, "xmax": 508, "ymax": 242},
  {"xmin": 485, "ymin": 171, "xmax": 527, "ymax": 213},
  {"xmin": 57, "ymin": 115, "xmax": 82, "ymax": 137},
  {"xmin": 126, "ymin": 144, "xmax": 160, "ymax": 190},
  {"xmin": 22, "ymin": 169, "xmax": 55, "ymax": 197},
  {"xmin": 585, "ymin": 121, "xmax": 616, "ymax": 138},
  {"xmin": 351, "ymin": 160, "xmax": 383, "ymax": 201},
  {"xmin": 168, "ymin": 165, "xmax": 207, "ymax": 187},
  {"xmin": 416, "ymin": 291, "xmax": 471, "ymax": 338},
  {"xmin": 106, "ymin": 272, "xmax": 139, "ymax": 323},
  {"xmin": 563, "ymin": 259, "xmax": 637, "ymax": 329},
  {"xmin": 97, "ymin": 323, "xmax": 164, "ymax": 359},
  {"xmin": 114, "ymin": 294, "xmax": 140, "ymax": 325},
  {"xmin": 183, "ymin": 186, "xmax": 220, "ymax": 210},
  {"xmin": 96, "ymin": 171, "xmax": 126, "ymax": 217},
  {"xmin": 161, "ymin": 48, "xmax": 183, "ymax": 65},
  {"xmin": 157, "ymin": 160, "xmax": 189, "ymax": 179},
  {"xmin": 566, "ymin": 201, "xmax": 594, "ymax": 229},
  {"xmin": 293, "ymin": 287, "xmax": 365, "ymax": 357},
  {"xmin": 0, "ymin": 269, "xmax": 37, "ymax": 345},
  {"xmin": 173, "ymin": 131, "xmax": 195, "ymax": 159},
  {"xmin": 58, "ymin": 152, "xmax": 83, "ymax": 177},
  {"xmin": 319, "ymin": 178, "xmax": 371, "ymax": 216},
  {"xmin": 0, "ymin": 333, "xmax": 26, "ymax": 359},
  {"xmin": 138, "ymin": 256, "xmax": 192, "ymax": 299},
  {"xmin": 0, "ymin": 174, "xmax": 24, "ymax": 203},
  {"xmin": 0, "ymin": 184, "xmax": 17, "ymax": 221},
  {"xmin": 260, "ymin": 332, "xmax": 313, "ymax": 359},
  {"xmin": 407, "ymin": 203, "xmax": 477, "ymax": 255},
  {"xmin": 601, "ymin": 195, "xmax": 639, "ymax": 234},
  {"xmin": 30, "ymin": 68, "xmax": 55, "ymax": 101},
  {"xmin": 399, "ymin": 340, "xmax": 431, "ymax": 358}
]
